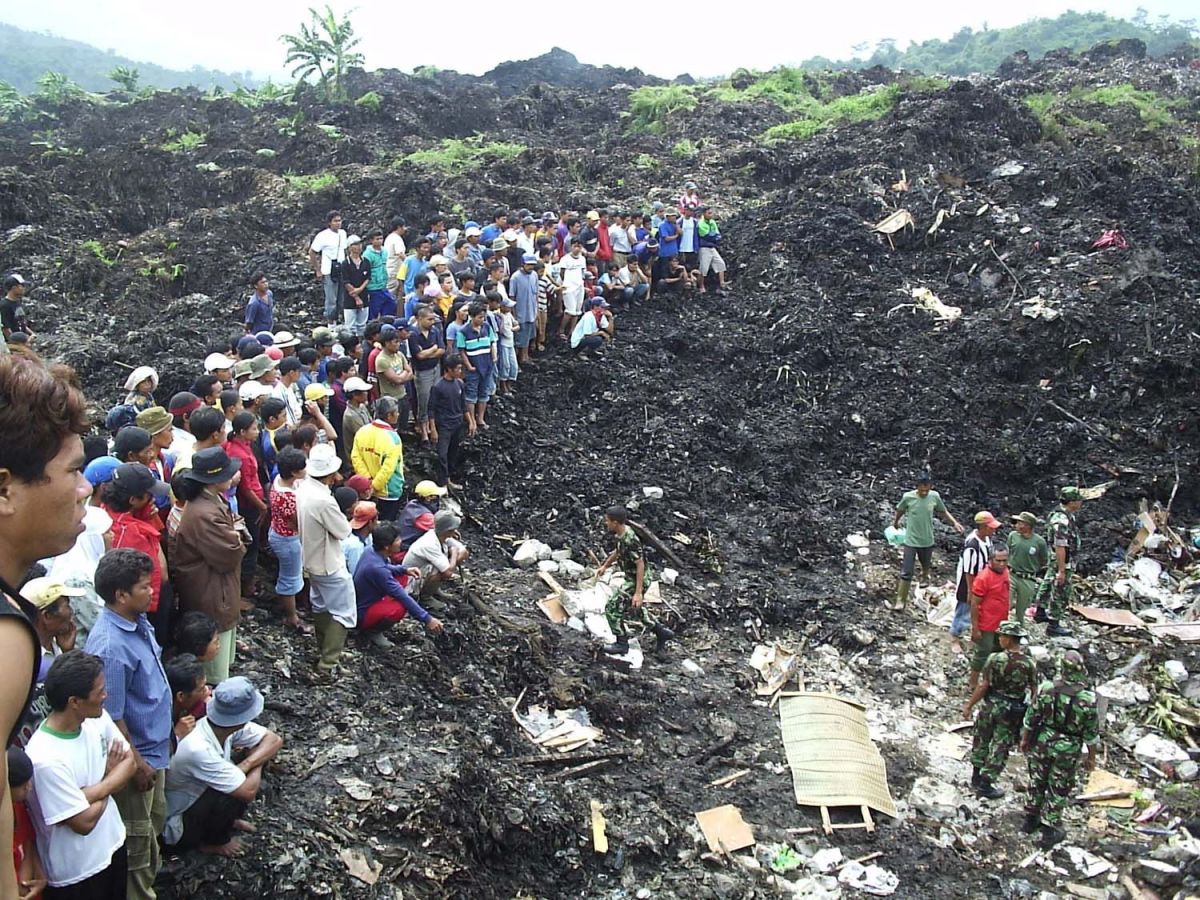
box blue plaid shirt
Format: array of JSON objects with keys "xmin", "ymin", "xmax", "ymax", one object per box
[{"xmin": 85, "ymin": 608, "xmax": 172, "ymax": 769}]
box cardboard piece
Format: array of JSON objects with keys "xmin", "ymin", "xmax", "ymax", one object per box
[
  {"xmin": 695, "ymin": 804, "xmax": 755, "ymax": 854},
  {"xmin": 537, "ymin": 595, "xmax": 568, "ymax": 624},
  {"xmin": 1148, "ymin": 622, "xmax": 1200, "ymax": 642},
  {"xmin": 748, "ymin": 643, "xmax": 799, "ymax": 696},
  {"xmin": 590, "ymin": 800, "xmax": 608, "ymax": 853},
  {"xmin": 1071, "ymin": 606, "xmax": 1146, "ymax": 629},
  {"xmin": 1081, "ymin": 769, "xmax": 1137, "ymax": 809}
]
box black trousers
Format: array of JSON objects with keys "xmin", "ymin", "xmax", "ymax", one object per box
[
  {"xmin": 45, "ymin": 845, "xmax": 127, "ymax": 900},
  {"xmin": 171, "ymin": 788, "xmax": 249, "ymax": 851},
  {"xmin": 376, "ymin": 498, "xmax": 401, "ymax": 521},
  {"xmin": 240, "ymin": 506, "xmax": 262, "ymax": 586},
  {"xmin": 435, "ymin": 424, "xmax": 465, "ymax": 485}
]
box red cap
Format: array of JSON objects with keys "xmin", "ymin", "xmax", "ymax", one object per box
[
  {"xmin": 974, "ymin": 511, "xmax": 1001, "ymax": 529},
  {"xmin": 346, "ymin": 475, "xmax": 371, "ymax": 495}
]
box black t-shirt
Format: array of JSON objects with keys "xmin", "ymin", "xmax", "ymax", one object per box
[
  {"xmin": 428, "ymin": 376, "xmax": 465, "ymax": 429},
  {"xmin": 340, "ymin": 256, "xmax": 371, "ymax": 310},
  {"xmin": 0, "ymin": 297, "xmax": 28, "ymax": 334},
  {"xmin": 0, "ymin": 590, "xmax": 40, "ymax": 747},
  {"xmin": 409, "ymin": 325, "xmax": 444, "ymax": 371}
]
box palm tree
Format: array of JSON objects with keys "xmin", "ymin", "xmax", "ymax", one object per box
[
  {"xmin": 108, "ymin": 66, "xmax": 140, "ymax": 92},
  {"xmin": 280, "ymin": 5, "xmax": 363, "ymax": 100}
]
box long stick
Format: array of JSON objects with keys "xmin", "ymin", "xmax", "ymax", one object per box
[
  {"xmin": 1046, "ymin": 401, "xmax": 1119, "ymax": 447},
  {"xmin": 628, "ymin": 519, "xmax": 685, "ymax": 569}
]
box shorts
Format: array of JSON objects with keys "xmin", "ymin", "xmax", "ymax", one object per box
[
  {"xmin": 699, "ymin": 247, "xmax": 726, "ymax": 275},
  {"xmin": 464, "ymin": 366, "xmax": 496, "ymax": 403},
  {"xmin": 681, "ymin": 251, "xmax": 699, "ymax": 271},
  {"xmin": 563, "ymin": 285, "xmax": 585, "ymax": 316}
]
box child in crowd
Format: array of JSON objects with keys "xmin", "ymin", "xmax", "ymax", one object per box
[{"xmin": 8, "ymin": 747, "xmax": 47, "ymax": 900}]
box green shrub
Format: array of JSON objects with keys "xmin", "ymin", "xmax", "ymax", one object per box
[
  {"xmin": 0, "ymin": 81, "xmax": 31, "ymax": 122},
  {"xmin": 626, "ymin": 85, "xmax": 698, "ymax": 134},
  {"xmin": 1025, "ymin": 83, "xmax": 1179, "ymax": 142},
  {"xmin": 82, "ymin": 240, "xmax": 118, "ymax": 267},
  {"xmin": 36, "ymin": 72, "xmax": 88, "ymax": 105},
  {"xmin": 401, "ymin": 136, "xmax": 526, "ymax": 175},
  {"xmin": 672, "ymin": 139, "xmax": 697, "ymax": 159},
  {"xmin": 284, "ymin": 171, "xmax": 339, "ymax": 192},
  {"xmin": 316, "ymin": 123, "xmax": 343, "ymax": 140},
  {"xmin": 354, "ymin": 90, "xmax": 382, "ymax": 112},
  {"xmin": 161, "ymin": 130, "xmax": 207, "ymax": 152},
  {"xmin": 762, "ymin": 85, "xmax": 900, "ymax": 143},
  {"xmin": 634, "ymin": 152, "xmax": 658, "ymax": 171}
]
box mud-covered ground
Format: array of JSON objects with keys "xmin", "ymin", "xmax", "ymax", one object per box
[{"xmin": 2, "ymin": 42, "xmax": 1200, "ymax": 899}]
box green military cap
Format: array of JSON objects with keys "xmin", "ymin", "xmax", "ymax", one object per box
[
  {"xmin": 1058, "ymin": 649, "xmax": 1087, "ymax": 683},
  {"xmin": 135, "ymin": 406, "xmax": 172, "ymax": 436},
  {"xmin": 1060, "ymin": 486, "xmax": 1083, "ymax": 502},
  {"xmin": 248, "ymin": 355, "xmax": 278, "ymax": 379},
  {"xmin": 233, "ymin": 359, "xmax": 254, "ymax": 379},
  {"xmin": 998, "ymin": 621, "xmax": 1026, "ymax": 639},
  {"xmin": 1011, "ymin": 511, "xmax": 1040, "ymax": 526}
]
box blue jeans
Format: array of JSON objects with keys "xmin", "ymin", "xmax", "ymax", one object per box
[
  {"xmin": 950, "ymin": 600, "xmax": 972, "ymax": 638},
  {"xmin": 496, "ymin": 345, "xmax": 519, "ymax": 382},
  {"xmin": 268, "ymin": 530, "xmax": 303, "ymax": 596},
  {"xmin": 464, "ymin": 366, "xmax": 495, "ymax": 403},
  {"xmin": 322, "ymin": 275, "xmax": 339, "ymax": 321},
  {"xmin": 368, "ymin": 289, "xmax": 396, "ymax": 319}
]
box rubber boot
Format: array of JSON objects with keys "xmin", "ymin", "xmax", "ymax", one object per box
[
  {"xmin": 318, "ymin": 619, "xmax": 349, "ymax": 672},
  {"xmin": 1020, "ymin": 812, "xmax": 1040, "ymax": 834},
  {"xmin": 1032, "ymin": 605, "xmax": 1048, "ymax": 623},
  {"xmin": 312, "ymin": 611, "xmax": 331, "ymax": 645},
  {"xmin": 1039, "ymin": 824, "xmax": 1066, "ymax": 848},
  {"xmin": 970, "ymin": 767, "xmax": 982, "ymax": 789},
  {"xmin": 1046, "ymin": 620, "xmax": 1071, "ymax": 637},
  {"xmin": 891, "ymin": 580, "xmax": 911, "ymax": 611},
  {"xmin": 603, "ymin": 637, "xmax": 629, "ymax": 656},
  {"xmin": 976, "ymin": 780, "xmax": 1004, "ymax": 800},
  {"xmin": 652, "ymin": 623, "xmax": 676, "ymax": 655}
]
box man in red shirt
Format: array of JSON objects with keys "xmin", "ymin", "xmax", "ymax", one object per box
[
  {"xmin": 225, "ymin": 412, "xmax": 267, "ymax": 605},
  {"xmin": 969, "ymin": 548, "xmax": 1010, "ymax": 690}
]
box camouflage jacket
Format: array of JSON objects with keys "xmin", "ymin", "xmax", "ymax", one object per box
[
  {"xmin": 1022, "ymin": 678, "xmax": 1099, "ymax": 745},
  {"xmin": 1045, "ymin": 507, "xmax": 1080, "ymax": 564},
  {"xmin": 982, "ymin": 649, "xmax": 1037, "ymax": 703}
]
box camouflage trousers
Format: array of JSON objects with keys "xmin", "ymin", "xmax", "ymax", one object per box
[
  {"xmin": 970, "ymin": 697, "xmax": 1025, "ymax": 781},
  {"xmin": 1026, "ymin": 735, "xmax": 1083, "ymax": 826},
  {"xmin": 1034, "ymin": 567, "xmax": 1074, "ymax": 621},
  {"xmin": 604, "ymin": 585, "xmax": 656, "ymax": 638}
]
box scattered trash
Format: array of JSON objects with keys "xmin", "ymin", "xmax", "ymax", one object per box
[
  {"xmin": 838, "ymin": 860, "xmax": 899, "ymax": 896},
  {"xmin": 694, "ymin": 804, "xmax": 755, "ymax": 853},
  {"xmin": 1064, "ymin": 845, "xmax": 1113, "ymax": 878},
  {"xmin": 1091, "ymin": 229, "xmax": 1129, "ymax": 251},
  {"xmin": 845, "ymin": 533, "xmax": 870, "ymax": 549},
  {"xmin": 661, "ymin": 567, "xmax": 679, "ymax": 585},
  {"xmin": 991, "ymin": 160, "xmax": 1025, "ymax": 177},
  {"xmin": 1020, "ymin": 296, "xmax": 1062, "ymax": 321},
  {"xmin": 888, "ymin": 287, "xmax": 962, "ymax": 324},
  {"xmin": 590, "ymin": 799, "xmax": 608, "ymax": 853},
  {"xmin": 809, "ymin": 847, "xmax": 844, "ymax": 873},
  {"xmin": 682, "ymin": 659, "xmax": 705, "ymax": 677},
  {"xmin": 338, "ymin": 847, "xmax": 382, "ymax": 885},
  {"xmin": 866, "ymin": 209, "xmax": 915, "ymax": 249},
  {"xmin": 1079, "ymin": 769, "xmax": 1137, "ymax": 808},
  {"xmin": 883, "ymin": 526, "xmax": 905, "ymax": 546},
  {"xmin": 748, "ymin": 642, "xmax": 799, "ymax": 695},
  {"xmin": 765, "ymin": 844, "xmax": 803, "ymax": 873},
  {"xmin": 515, "ymin": 705, "xmax": 603, "ymax": 753},
  {"xmin": 1071, "ymin": 605, "xmax": 1145, "ymax": 629},
  {"xmin": 642, "ymin": 486, "xmax": 664, "ymax": 500},
  {"xmin": 335, "ymin": 776, "xmax": 374, "ymax": 801},
  {"xmin": 907, "ymin": 777, "xmax": 960, "ymax": 820}
]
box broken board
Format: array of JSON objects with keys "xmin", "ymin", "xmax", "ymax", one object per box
[
  {"xmin": 537, "ymin": 595, "xmax": 568, "ymax": 624},
  {"xmin": 777, "ymin": 693, "xmax": 897, "ymax": 825},
  {"xmin": 1071, "ymin": 605, "xmax": 1146, "ymax": 629},
  {"xmin": 1080, "ymin": 768, "xmax": 1137, "ymax": 809},
  {"xmin": 1147, "ymin": 622, "xmax": 1200, "ymax": 642},
  {"xmin": 694, "ymin": 804, "xmax": 755, "ymax": 853}
]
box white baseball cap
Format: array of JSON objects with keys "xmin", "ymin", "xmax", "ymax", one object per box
[
  {"xmin": 343, "ymin": 376, "xmax": 371, "ymax": 394},
  {"xmin": 204, "ymin": 352, "xmax": 236, "ymax": 373},
  {"xmin": 238, "ymin": 381, "xmax": 270, "ymax": 402}
]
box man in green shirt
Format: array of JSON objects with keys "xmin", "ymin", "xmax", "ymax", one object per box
[
  {"xmin": 374, "ymin": 324, "xmax": 413, "ymax": 432},
  {"xmin": 889, "ymin": 473, "xmax": 963, "ymax": 609},
  {"xmin": 364, "ymin": 229, "xmax": 396, "ymax": 319},
  {"xmin": 1006, "ymin": 512, "xmax": 1049, "ymax": 624},
  {"xmin": 595, "ymin": 507, "xmax": 675, "ymax": 657}
]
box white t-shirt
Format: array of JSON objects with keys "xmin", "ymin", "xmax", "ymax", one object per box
[
  {"xmin": 384, "ymin": 232, "xmax": 406, "ymax": 280},
  {"xmin": 558, "ymin": 253, "xmax": 586, "ymax": 288},
  {"xmin": 310, "ymin": 228, "xmax": 348, "ymax": 277},
  {"xmin": 403, "ymin": 529, "xmax": 466, "ymax": 577},
  {"xmin": 26, "ymin": 711, "xmax": 127, "ymax": 887},
  {"xmin": 164, "ymin": 718, "xmax": 266, "ymax": 845},
  {"xmin": 609, "ymin": 223, "xmax": 632, "ymax": 253}
]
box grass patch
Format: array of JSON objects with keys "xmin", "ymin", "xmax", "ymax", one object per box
[
  {"xmin": 1025, "ymin": 83, "xmax": 1180, "ymax": 143},
  {"xmin": 762, "ymin": 85, "xmax": 900, "ymax": 143},
  {"xmin": 1078, "ymin": 83, "xmax": 1179, "ymax": 130},
  {"xmin": 82, "ymin": 240, "xmax": 118, "ymax": 267},
  {"xmin": 709, "ymin": 66, "xmax": 819, "ymax": 109},
  {"xmin": 672, "ymin": 138, "xmax": 697, "ymax": 159},
  {"xmin": 354, "ymin": 91, "xmax": 382, "ymax": 113},
  {"xmin": 161, "ymin": 129, "xmax": 207, "ymax": 152},
  {"xmin": 898, "ymin": 74, "xmax": 951, "ymax": 93},
  {"xmin": 625, "ymin": 85, "xmax": 698, "ymax": 134},
  {"xmin": 634, "ymin": 152, "xmax": 658, "ymax": 171},
  {"xmin": 400, "ymin": 135, "xmax": 526, "ymax": 175},
  {"xmin": 284, "ymin": 171, "xmax": 339, "ymax": 193}
]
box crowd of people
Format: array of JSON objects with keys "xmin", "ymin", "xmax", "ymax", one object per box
[
  {"xmin": 0, "ymin": 186, "xmax": 726, "ymax": 897},
  {"xmin": 891, "ymin": 473, "xmax": 1097, "ymax": 848}
]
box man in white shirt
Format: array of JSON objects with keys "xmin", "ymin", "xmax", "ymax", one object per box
[
  {"xmin": 556, "ymin": 242, "xmax": 588, "ymax": 342},
  {"xmin": 383, "ymin": 216, "xmax": 407, "ymax": 295},
  {"xmin": 308, "ymin": 210, "xmax": 348, "ymax": 325},
  {"xmin": 297, "ymin": 445, "xmax": 356, "ymax": 676},
  {"xmin": 163, "ymin": 676, "xmax": 281, "ymax": 857},
  {"xmin": 402, "ymin": 510, "xmax": 470, "ymax": 602},
  {"xmin": 609, "ymin": 213, "xmax": 632, "ymax": 268},
  {"xmin": 26, "ymin": 651, "xmax": 137, "ymax": 897}
]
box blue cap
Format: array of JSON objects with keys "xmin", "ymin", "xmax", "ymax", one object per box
[
  {"xmin": 463, "ymin": 220, "xmax": 479, "ymax": 230},
  {"xmin": 521, "ymin": 254, "xmax": 537, "ymax": 265},
  {"xmin": 84, "ymin": 455, "xmax": 121, "ymax": 488},
  {"xmin": 590, "ymin": 297, "xmax": 610, "ymax": 308}
]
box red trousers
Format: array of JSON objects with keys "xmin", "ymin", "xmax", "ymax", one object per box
[{"xmin": 361, "ymin": 597, "xmax": 409, "ymax": 630}]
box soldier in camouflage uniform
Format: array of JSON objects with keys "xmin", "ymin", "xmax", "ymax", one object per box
[
  {"xmin": 1020, "ymin": 649, "xmax": 1099, "ymax": 847},
  {"xmin": 595, "ymin": 506, "xmax": 675, "ymax": 655},
  {"xmin": 961, "ymin": 620, "xmax": 1037, "ymax": 800},
  {"xmin": 1033, "ymin": 486, "xmax": 1084, "ymax": 637}
]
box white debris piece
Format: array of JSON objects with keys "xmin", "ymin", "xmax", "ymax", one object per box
[
  {"xmin": 513, "ymin": 539, "xmax": 552, "ymax": 567},
  {"xmin": 681, "ymin": 659, "xmax": 705, "ymax": 677},
  {"xmin": 1134, "ymin": 734, "xmax": 1190, "ymax": 767},
  {"xmin": 661, "ymin": 567, "xmax": 679, "ymax": 585},
  {"xmin": 1132, "ymin": 557, "xmax": 1163, "ymax": 585},
  {"xmin": 536, "ymin": 559, "xmax": 559, "ymax": 574},
  {"xmin": 991, "ymin": 160, "xmax": 1025, "ymax": 177},
  {"xmin": 642, "ymin": 486, "xmax": 664, "ymax": 499},
  {"xmin": 908, "ymin": 777, "xmax": 960, "ymax": 820},
  {"xmin": 838, "ymin": 861, "xmax": 898, "ymax": 896},
  {"xmin": 551, "ymin": 548, "xmax": 574, "ymax": 561},
  {"xmin": 1096, "ymin": 676, "xmax": 1150, "ymax": 707},
  {"xmin": 808, "ymin": 848, "xmax": 844, "ymax": 873},
  {"xmin": 1165, "ymin": 660, "xmax": 1189, "ymax": 684},
  {"xmin": 1065, "ymin": 845, "xmax": 1113, "ymax": 878},
  {"xmin": 845, "ymin": 533, "xmax": 870, "ymax": 549},
  {"xmin": 560, "ymin": 560, "xmax": 586, "ymax": 578}
]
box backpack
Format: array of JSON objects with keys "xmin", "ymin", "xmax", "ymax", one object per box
[{"xmin": 105, "ymin": 403, "xmax": 139, "ymax": 435}]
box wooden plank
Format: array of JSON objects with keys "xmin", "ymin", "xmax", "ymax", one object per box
[
  {"xmin": 537, "ymin": 595, "xmax": 568, "ymax": 624},
  {"xmin": 1072, "ymin": 605, "xmax": 1145, "ymax": 629},
  {"xmin": 710, "ymin": 769, "xmax": 752, "ymax": 788},
  {"xmin": 538, "ymin": 571, "xmax": 566, "ymax": 597},
  {"xmin": 590, "ymin": 800, "xmax": 608, "ymax": 853},
  {"xmin": 1148, "ymin": 622, "xmax": 1200, "ymax": 642}
]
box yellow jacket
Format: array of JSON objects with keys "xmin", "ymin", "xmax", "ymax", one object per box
[{"xmin": 350, "ymin": 420, "xmax": 405, "ymax": 500}]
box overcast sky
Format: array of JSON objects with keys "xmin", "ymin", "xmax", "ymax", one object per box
[{"xmin": 2, "ymin": 0, "xmax": 1195, "ymax": 80}]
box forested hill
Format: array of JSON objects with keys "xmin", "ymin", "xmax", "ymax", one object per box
[
  {"xmin": 800, "ymin": 10, "xmax": 1198, "ymax": 75},
  {"xmin": 0, "ymin": 22, "xmax": 255, "ymax": 93}
]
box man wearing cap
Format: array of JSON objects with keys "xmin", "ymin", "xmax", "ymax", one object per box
[
  {"xmin": 351, "ymin": 397, "xmax": 406, "ymax": 521},
  {"xmin": 403, "ymin": 510, "xmax": 469, "ymax": 602},
  {"xmin": 136, "ymin": 406, "xmax": 176, "ymax": 508},
  {"xmin": 297, "ymin": 445, "xmax": 357, "ymax": 676},
  {"xmin": 204, "ymin": 352, "xmax": 235, "ymax": 382},
  {"xmin": 510, "ymin": 255, "xmax": 539, "ymax": 365},
  {"xmin": 962, "ymin": 620, "xmax": 1037, "ymax": 801},
  {"xmin": 679, "ymin": 181, "xmax": 701, "ymax": 213},
  {"xmin": 397, "ymin": 480, "xmax": 446, "ymax": 552},
  {"xmin": 123, "ymin": 366, "xmax": 159, "ymax": 412},
  {"xmin": 967, "ymin": 546, "xmax": 1010, "ymax": 691},
  {"xmin": 85, "ymin": 549, "xmax": 172, "ymax": 899},
  {"xmin": 1, "ymin": 273, "xmax": 34, "ymax": 343},
  {"xmin": 244, "ymin": 273, "xmax": 274, "ymax": 335},
  {"xmin": 12, "ymin": 578, "xmax": 84, "ymax": 747},
  {"xmin": 353, "ymin": 523, "xmax": 442, "ymax": 648},
  {"xmin": 309, "ymin": 210, "xmax": 347, "ymax": 326},
  {"xmin": 164, "ymin": 675, "xmax": 282, "ymax": 857},
  {"xmin": 570, "ymin": 297, "xmax": 614, "ymax": 352},
  {"xmin": 890, "ymin": 474, "xmax": 964, "ymax": 611},
  {"xmin": 1021, "ymin": 650, "xmax": 1099, "ymax": 847},
  {"xmin": 168, "ymin": 392, "xmax": 203, "ymax": 465},
  {"xmin": 340, "ymin": 375, "xmax": 373, "ymax": 453},
  {"xmin": 1007, "ymin": 512, "xmax": 1049, "ymax": 624},
  {"xmin": 951, "ymin": 511, "xmax": 1000, "ymax": 651},
  {"xmin": 1034, "ymin": 487, "xmax": 1084, "ymax": 637}
]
